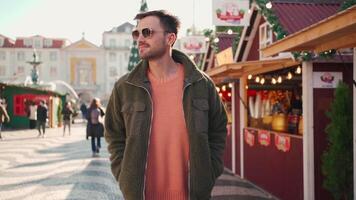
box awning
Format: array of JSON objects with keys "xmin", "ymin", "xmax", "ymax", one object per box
[
  {"xmin": 206, "ymin": 58, "xmax": 300, "ymax": 83},
  {"xmin": 261, "ymin": 5, "xmax": 356, "ymax": 57}
]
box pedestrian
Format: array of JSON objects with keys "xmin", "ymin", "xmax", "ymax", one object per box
[
  {"xmin": 36, "ymin": 100, "xmax": 48, "ymax": 138},
  {"xmin": 0, "ymin": 99, "xmax": 10, "ymax": 140},
  {"xmin": 80, "ymin": 102, "xmax": 87, "ymax": 123},
  {"xmin": 105, "ymin": 10, "xmax": 227, "ymax": 200},
  {"xmin": 62, "ymin": 101, "xmax": 74, "ymax": 136},
  {"xmin": 86, "ymin": 98, "xmax": 105, "ymax": 157},
  {"xmin": 28, "ymin": 101, "xmax": 37, "ymax": 129}
]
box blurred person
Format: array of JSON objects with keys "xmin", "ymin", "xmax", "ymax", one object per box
[
  {"xmin": 62, "ymin": 101, "xmax": 74, "ymax": 136},
  {"xmin": 28, "ymin": 101, "xmax": 37, "ymax": 129},
  {"xmin": 86, "ymin": 98, "xmax": 105, "ymax": 157},
  {"xmin": 80, "ymin": 102, "xmax": 88, "ymax": 123},
  {"xmin": 105, "ymin": 10, "xmax": 227, "ymax": 200},
  {"xmin": 0, "ymin": 99, "xmax": 10, "ymax": 140},
  {"xmin": 36, "ymin": 100, "xmax": 48, "ymax": 138}
]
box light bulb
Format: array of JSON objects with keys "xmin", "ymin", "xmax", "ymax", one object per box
[
  {"xmin": 287, "ymin": 72, "xmax": 293, "ymax": 79},
  {"xmin": 272, "ymin": 78, "xmax": 277, "ymax": 84},
  {"xmin": 255, "ymin": 76, "xmax": 260, "ymax": 83},
  {"xmin": 216, "ymin": 87, "xmax": 220, "ymax": 92},
  {"xmin": 228, "ymin": 83, "xmax": 233, "ymax": 88},
  {"xmin": 213, "ymin": 38, "xmax": 219, "ymax": 43},
  {"xmin": 222, "ymin": 85, "xmax": 226, "ymax": 91},
  {"xmin": 228, "ymin": 92, "xmax": 232, "ymax": 97},
  {"xmin": 245, "ymin": 85, "xmax": 249, "ymax": 89},
  {"xmin": 296, "ymin": 66, "xmax": 302, "ymax": 74},
  {"xmin": 247, "ymin": 74, "xmax": 253, "ymax": 80},
  {"xmin": 277, "ymin": 76, "xmax": 282, "ymax": 83},
  {"xmin": 227, "ymin": 29, "xmax": 233, "ymax": 35},
  {"xmin": 260, "ymin": 78, "xmax": 265, "ymax": 85},
  {"xmin": 266, "ymin": 1, "xmax": 272, "ymax": 9}
]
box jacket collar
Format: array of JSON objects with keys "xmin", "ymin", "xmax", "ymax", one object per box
[{"xmin": 126, "ymin": 49, "xmax": 203, "ymax": 87}]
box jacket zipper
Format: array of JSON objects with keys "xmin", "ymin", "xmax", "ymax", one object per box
[
  {"xmin": 182, "ymin": 76, "xmax": 203, "ymax": 200},
  {"xmin": 126, "ymin": 81, "xmax": 153, "ymax": 200}
]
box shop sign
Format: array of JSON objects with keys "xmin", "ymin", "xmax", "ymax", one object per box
[
  {"xmin": 313, "ymin": 72, "xmax": 343, "ymax": 88},
  {"xmin": 180, "ymin": 36, "xmax": 207, "ymax": 54},
  {"xmin": 216, "ymin": 47, "xmax": 234, "ymax": 66},
  {"xmin": 212, "ymin": 0, "xmax": 250, "ymax": 26},
  {"xmin": 258, "ymin": 130, "xmax": 270, "ymax": 146},
  {"xmin": 244, "ymin": 128, "xmax": 255, "ymax": 147},
  {"xmin": 275, "ymin": 134, "xmax": 291, "ymax": 152}
]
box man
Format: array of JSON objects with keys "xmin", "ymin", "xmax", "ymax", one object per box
[
  {"xmin": 36, "ymin": 100, "xmax": 48, "ymax": 137},
  {"xmin": 105, "ymin": 10, "xmax": 227, "ymax": 200},
  {"xmin": 0, "ymin": 99, "xmax": 10, "ymax": 140}
]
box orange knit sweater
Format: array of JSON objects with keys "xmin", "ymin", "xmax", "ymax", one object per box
[{"xmin": 145, "ymin": 65, "xmax": 189, "ymax": 200}]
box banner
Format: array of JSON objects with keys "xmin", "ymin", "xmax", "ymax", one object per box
[
  {"xmin": 313, "ymin": 72, "xmax": 343, "ymax": 88},
  {"xmin": 180, "ymin": 36, "xmax": 207, "ymax": 54},
  {"xmin": 275, "ymin": 134, "xmax": 291, "ymax": 152},
  {"xmin": 212, "ymin": 0, "xmax": 250, "ymax": 26},
  {"xmin": 216, "ymin": 47, "xmax": 234, "ymax": 66},
  {"xmin": 258, "ymin": 130, "xmax": 271, "ymax": 146}
]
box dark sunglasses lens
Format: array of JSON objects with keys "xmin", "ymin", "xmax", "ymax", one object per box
[
  {"xmin": 132, "ymin": 30, "xmax": 139, "ymax": 39},
  {"xmin": 142, "ymin": 28, "xmax": 152, "ymax": 38}
]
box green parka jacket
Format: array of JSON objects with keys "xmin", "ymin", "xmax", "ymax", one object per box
[{"xmin": 105, "ymin": 49, "xmax": 227, "ymax": 200}]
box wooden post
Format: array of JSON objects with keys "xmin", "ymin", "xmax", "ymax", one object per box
[{"xmin": 303, "ymin": 61, "xmax": 315, "ymax": 200}]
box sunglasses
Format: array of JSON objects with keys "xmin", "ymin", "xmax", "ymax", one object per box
[{"xmin": 131, "ymin": 28, "xmax": 169, "ymax": 40}]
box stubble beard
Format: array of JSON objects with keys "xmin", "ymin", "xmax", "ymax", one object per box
[{"xmin": 139, "ymin": 41, "xmax": 167, "ymax": 60}]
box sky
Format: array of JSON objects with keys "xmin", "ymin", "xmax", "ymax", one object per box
[{"xmin": 0, "ymin": 0, "xmax": 213, "ymax": 46}]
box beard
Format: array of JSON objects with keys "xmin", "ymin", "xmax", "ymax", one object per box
[{"xmin": 138, "ymin": 40, "xmax": 167, "ymax": 60}]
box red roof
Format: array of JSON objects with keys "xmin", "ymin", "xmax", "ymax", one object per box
[
  {"xmin": 13, "ymin": 36, "xmax": 65, "ymax": 48},
  {"xmin": 272, "ymin": 2, "xmax": 340, "ymax": 34},
  {"xmin": 0, "ymin": 34, "xmax": 14, "ymax": 47}
]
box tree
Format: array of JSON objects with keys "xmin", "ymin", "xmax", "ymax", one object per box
[{"xmin": 322, "ymin": 82, "xmax": 353, "ymax": 200}]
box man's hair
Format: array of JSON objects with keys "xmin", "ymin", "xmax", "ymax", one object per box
[{"xmin": 134, "ymin": 10, "xmax": 180, "ymax": 35}]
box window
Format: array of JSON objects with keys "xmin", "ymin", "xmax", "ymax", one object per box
[
  {"xmin": 125, "ymin": 39, "xmax": 131, "ymax": 47},
  {"xmin": 17, "ymin": 66, "xmax": 25, "ymax": 74},
  {"xmin": 0, "ymin": 38, "xmax": 4, "ymax": 46},
  {"xmin": 44, "ymin": 39, "xmax": 52, "ymax": 47},
  {"xmin": 17, "ymin": 52, "xmax": 25, "ymax": 61},
  {"xmin": 109, "ymin": 52, "xmax": 116, "ymax": 62},
  {"xmin": 0, "ymin": 65, "xmax": 5, "ymax": 76},
  {"xmin": 0, "ymin": 51, "xmax": 6, "ymax": 60},
  {"xmin": 109, "ymin": 67, "xmax": 117, "ymax": 77},
  {"xmin": 24, "ymin": 39, "xmax": 32, "ymax": 47},
  {"xmin": 109, "ymin": 39, "xmax": 116, "ymax": 48},
  {"xmin": 34, "ymin": 39, "xmax": 42, "ymax": 48},
  {"xmin": 49, "ymin": 52, "xmax": 57, "ymax": 61},
  {"xmin": 259, "ymin": 22, "xmax": 273, "ymax": 58},
  {"xmin": 50, "ymin": 66, "xmax": 57, "ymax": 76},
  {"xmin": 125, "ymin": 26, "xmax": 131, "ymax": 33}
]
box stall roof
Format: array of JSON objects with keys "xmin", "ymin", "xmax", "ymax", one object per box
[
  {"xmin": 206, "ymin": 58, "xmax": 300, "ymax": 82},
  {"xmin": 261, "ymin": 5, "xmax": 356, "ymax": 57}
]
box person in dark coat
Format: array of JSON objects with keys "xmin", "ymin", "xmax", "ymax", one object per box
[
  {"xmin": 62, "ymin": 101, "xmax": 74, "ymax": 136},
  {"xmin": 36, "ymin": 100, "xmax": 48, "ymax": 138},
  {"xmin": 80, "ymin": 102, "xmax": 88, "ymax": 122},
  {"xmin": 86, "ymin": 98, "xmax": 105, "ymax": 157}
]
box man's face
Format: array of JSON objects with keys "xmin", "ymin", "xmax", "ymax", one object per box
[{"xmin": 134, "ymin": 16, "xmax": 171, "ymax": 60}]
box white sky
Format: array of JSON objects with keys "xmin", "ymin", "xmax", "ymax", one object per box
[{"xmin": 0, "ymin": 0, "xmax": 213, "ymax": 45}]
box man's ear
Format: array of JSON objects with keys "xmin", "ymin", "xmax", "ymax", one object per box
[{"xmin": 167, "ymin": 33, "xmax": 177, "ymax": 46}]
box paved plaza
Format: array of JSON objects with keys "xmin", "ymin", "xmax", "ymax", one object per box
[{"xmin": 0, "ymin": 123, "xmax": 276, "ymax": 200}]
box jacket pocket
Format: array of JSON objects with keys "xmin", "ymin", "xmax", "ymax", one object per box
[
  {"xmin": 121, "ymin": 102, "xmax": 146, "ymax": 136},
  {"xmin": 192, "ymin": 99, "xmax": 209, "ymax": 133}
]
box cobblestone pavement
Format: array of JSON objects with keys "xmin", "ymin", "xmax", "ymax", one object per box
[{"xmin": 0, "ymin": 123, "xmax": 276, "ymax": 200}]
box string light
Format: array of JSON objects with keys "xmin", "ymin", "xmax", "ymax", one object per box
[
  {"xmin": 277, "ymin": 75, "xmax": 282, "ymax": 83},
  {"xmin": 296, "ymin": 66, "xmax": 302, "ymax": 74},
  {"xmin": 245, "ymin": 85, "xmax": 249, "ymax": 89},
  {"xmin": 228, "ymin": 92, "xmax": 232, "ymax": 97},
  {"xmin": 287, "ymin": 72, "xmax": 293, "ymax": 80},
  {"xmin": 219, "ymin": 93, "xmax": 223, "ymax": 97},
  {"xmin": 227, "ymin": 29, "xmax": 233, "ymax": 35},
  {"xmin": 216, "ymin": 87, "xmax": 220, "ymax": 92},
  {"xmin": 247, "ymin": 74, "xmax": 253, "ymax": 80},
  {"xmin": 255, "ymin": 76, "xmax": 260, "ymax": 83},
  {"xmin": 213, "ymin": 38, "xmax": 219, "ymax": 43},
  {"xmin": 266, "ymin": 1, "xmax": 272, "ymax": 9},
  {"xmin": 271, "ymin": 77, "xmax": 277, "ymax": 84},
  {"xmin": 228, "ymin": 83, "xmax": 233, "ymax": 88},
  {"xmin": 260, "ymin": 77, "xmax": 265, "ymax": 85},
  {"xmin": 222, "ymin": 85, "xmax": 226, "ymax": 91}
]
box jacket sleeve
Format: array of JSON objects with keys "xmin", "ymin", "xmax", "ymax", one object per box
[
  {"xmin": 207, "ymin": 79, "xmax": 228, "ymax": 180},
  {"xmin": 104, "ymin": 84, "xmax": 126, "ymax": 181}
]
